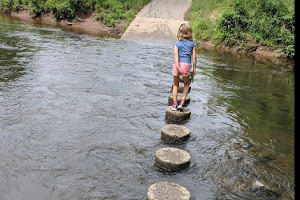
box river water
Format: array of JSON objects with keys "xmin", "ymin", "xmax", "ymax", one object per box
[{"xmin": 0, "ymin": 15, "xmax": 294, "ymax": 200}]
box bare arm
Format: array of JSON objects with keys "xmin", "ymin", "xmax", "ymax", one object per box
[
  {"xmin": 192, "ymin": 46, "xmax": 197, "ymax": 76},
  {"xmin": 173, "ymin": 45, "xmax": 181, "ymax": 74}
]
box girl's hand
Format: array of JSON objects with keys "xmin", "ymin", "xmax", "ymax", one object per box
[{"xmin": 177, "ymin": 68, "xmax": 182, "ymax": 75}]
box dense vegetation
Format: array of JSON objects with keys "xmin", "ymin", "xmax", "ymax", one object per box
[
  {"xmin": 0, "ymin": 0, "xmax": 151, "ymax": 27},
  {"xmin": 190, "ymin": 0, "xmax": 294, "ymax": 59},
  {"xmin": 0, "ymin": 0, "xmax": 295, "ymax": 59}
]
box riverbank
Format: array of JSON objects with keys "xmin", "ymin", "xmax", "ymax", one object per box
[
  {"xmin": 2, "ymin": 10, "xmax": 125, "ymax": 38},
  {"xmin": 1, "ymin": 9, "xmax": 293, "ymax": 63},
  {"xmin": 198, "ymin": 40, "xmax": 286, "ymax": 62}
]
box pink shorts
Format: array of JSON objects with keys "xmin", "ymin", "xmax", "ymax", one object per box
[{"xmin": 173, "ymin": 62, "xmax": 191, "ymax": 77}]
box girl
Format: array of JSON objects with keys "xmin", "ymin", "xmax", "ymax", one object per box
[{"xmin": 171, "ymin": 23, "xmax": 197, "ymax": 111}]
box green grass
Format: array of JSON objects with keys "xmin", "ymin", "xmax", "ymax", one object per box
[{"xmin": 190, "ymin": 0, "xmax": 295, "ymax": 59}]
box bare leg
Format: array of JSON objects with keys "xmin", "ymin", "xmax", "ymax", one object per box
[
  {"xmin": 181, "ymin": 76, "xmax": 190, "ymax": 103},
  {"xmin": 172, "ymin": 75, "xmax": 179, "ymax": 105}
]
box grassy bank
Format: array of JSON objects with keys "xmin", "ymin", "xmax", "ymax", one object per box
[
  {"xmin": 0, "ymin": 0, "xmax": 294, "ymax": 59},
  {"xmin": 0, "ymin": 0, "xmax": 151, "ymax": 28},
  {"xmin": 190, "ymin": 0, "xmax": 295, "ymax": 59}
]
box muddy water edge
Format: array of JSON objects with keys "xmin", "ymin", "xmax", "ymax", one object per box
[{"xmin": 0, "ymin": 15, "xmax": 294, "ymax": 199}]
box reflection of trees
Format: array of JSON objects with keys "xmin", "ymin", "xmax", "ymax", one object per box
[
  {"xmin": 0, "ymin": 47, "xmax": 27, "ymax": 82},
  {"xmin": 200, "ymin": 48, "xmax": 294, "ymax": 135},
  {"xmin": 212, "ymin": 66, "xmax": 294, "ymax": 135},
  {"xmin": 206, "ymin": 54, "xmax": 295, "ymax": 198},
  {"xmin": 199, "ymin": 48, "xmax": 294, "ymax": 138},
  {"xmin": 0, "ymin": 28, "xmax": 34, "ymax": 83}
]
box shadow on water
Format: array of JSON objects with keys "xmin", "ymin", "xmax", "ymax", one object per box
[{"xmin": 0, "ymin": 15, "xmax": 294, "ymax": 200}]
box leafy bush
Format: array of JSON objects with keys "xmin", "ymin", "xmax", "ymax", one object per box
[
  {"xmin": 27, "ymin": 0, "xmax": 46, "ymax": 16},
  {"xmin": 95, "ymin": 0, "xmax": 125, "ymax": 27},
  {"xmin": 94, "ymin": 0, "xmax": 150, "ymax": 27},
  {"xmin": 0, "ymin": 0, "xmax": 22, "ymax": 11},
  {"xmin": 55, "ymin": 1, "xmax": 74, "ymax": 20},
  {"xmin": 215, "ymin": 0, "xmax": 294, "ymax": 58},
  {"xmin": 191, "ymin": 0, "xmax": 294, "ymax": 59}
]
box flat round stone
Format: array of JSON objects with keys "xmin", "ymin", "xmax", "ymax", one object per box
[
  {"xmin": 161, "ymin": 124, "xmax": 190, "ymax": 142},
  {"xmin": 147, "ymin": 182, "xmax": 191, "ymax": 200},
  {"xmin": 155, "ymin": 147, "xmax": 191, "ymax": 171}
]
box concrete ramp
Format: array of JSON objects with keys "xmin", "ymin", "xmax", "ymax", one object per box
[{"xmin": 121, "ymin": 0, "xmax": 191, "ymax": 45}]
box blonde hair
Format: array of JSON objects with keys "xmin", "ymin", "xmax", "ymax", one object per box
[{"xmin": 177, "ymin": 23, "xmax": 193, "ymax": 40}]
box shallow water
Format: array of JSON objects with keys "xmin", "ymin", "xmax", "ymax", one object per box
[{"xmin": 0, "ymin": 15, "xmax": 294, "ymax": 200}]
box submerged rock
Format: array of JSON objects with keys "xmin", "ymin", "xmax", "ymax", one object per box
[{"xmin": 245, "ymin": 180, "xmax": 281, "ymax": 200}]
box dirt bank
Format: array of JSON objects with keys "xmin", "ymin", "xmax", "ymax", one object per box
[
  {"xmin": 199, "ymin": 41, "xmax": 287, "ymax": 60},
  {"xmin": 198, "ymin": 40, "xmax": 290, "ymax": 63},
  {"xmin": 3, "ymin": 10, "xmax": 125, "ymax": 38}
]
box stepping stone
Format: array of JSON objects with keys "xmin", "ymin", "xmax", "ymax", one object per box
[
  {"xmin": 155, "ymin": 147, "xmax": 191, "ymax": 171},
  {"xmin": 165, "ymin": 106, "xmax": 191, "ymax": 121},
  {"xmin": 168, "ymin": 94, "xmax": 190, "ymax": 106},
  {"xmin": 161, "ymin": 124, "xmax": 190, "ymax": 143},
  {"xmin": 147, "ymin": 182, "xmax": 191, "ymax": 200}
]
